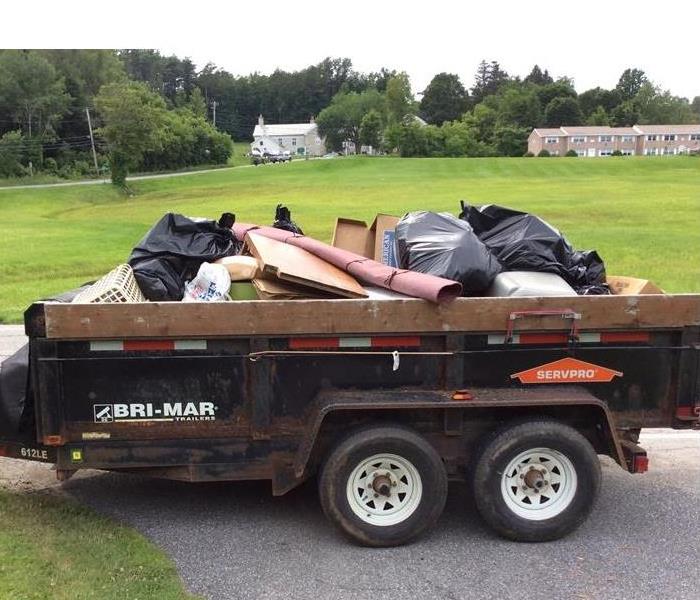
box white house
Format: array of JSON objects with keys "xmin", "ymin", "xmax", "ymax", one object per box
[{"xmin": 251, "ymin": 115, "xmax": 325, "ymax": 156}]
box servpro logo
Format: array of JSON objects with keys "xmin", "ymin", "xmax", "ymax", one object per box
[
  {"xmin": 93, "ymin": 402, "xmax": 217, "ymax": 423},
  {"xmin": 511, "ymin": 357, "xmax": 622, "ymax": 384}
]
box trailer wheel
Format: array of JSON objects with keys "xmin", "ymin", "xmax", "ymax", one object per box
[
  {"xmin": 319, "ymin": 426, "xmax": 447, "ymax": 547},
  {"xmin": 472, "ymin": 420, "xmax": 601, "ymax": 542}
]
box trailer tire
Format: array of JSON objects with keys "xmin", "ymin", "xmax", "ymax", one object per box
[
  {"xmin": 472, "ymin": 419, "xmax": 601, "ymax": 542},
  {"xmin": 319, "ymin": 425, "xmax": 447, "ymax": 547}
]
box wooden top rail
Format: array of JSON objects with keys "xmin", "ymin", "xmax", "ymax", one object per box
[{"xmin": 28, "ymin": 294, "xmax": 700, "ymax": 340}]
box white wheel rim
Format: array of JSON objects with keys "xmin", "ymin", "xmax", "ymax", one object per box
[
  {"xmin": 500, "ymin": 447, "xmax": 577, "ymax": 521},
  {"xmin": 346, "ymin": 453, "xmax": 423, "ymax": 527}
]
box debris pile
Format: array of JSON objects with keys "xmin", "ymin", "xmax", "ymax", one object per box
[{"xmin": 69, "ymin": 201, "xmax": 663, "ymax": 305}]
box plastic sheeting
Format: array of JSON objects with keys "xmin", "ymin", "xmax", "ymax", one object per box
[
  {"xmin": 0, "ymin": 344, "xmax": 29, "ymax": 437},
  {"xmin": 395, "ymin": 212, "xmax": 501, "ymax": 294},
  {"xmin": 231, "ymin": 223, "xmax": 463, "ymax": 303},
  {"xmin": 459, "ymin": 203, "xmax": 608, "ymax": 294},
  {"xmin": 128, "ymin": 213, "xmax": 240, "ymax": 301}
]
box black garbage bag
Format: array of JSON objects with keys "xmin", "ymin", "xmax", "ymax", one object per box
[
  {"xmin": 459, "ymin": 202, "xmax": 608, "ymax": 293},
  {"xmin": 128, "ymin": 213, "xmax": 241, "ymax": 301},
  {"xmin": 396, "ymin": 211, "xmax": 502, "ymax": 293},
  {"xmin": 272, "ymin": 204, "xmax": 304, "ymax": 235},
  {"xmin": 0, "ymin": 344, "xmax": 30, "ymax": 437}
]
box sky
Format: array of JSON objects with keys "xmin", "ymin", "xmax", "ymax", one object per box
[{"xmin": 4, "ymin": 0, "xmax": 699, "ymax": 100}]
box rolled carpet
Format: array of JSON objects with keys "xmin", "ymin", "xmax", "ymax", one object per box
[{"xmin": 232, "ymin": 223, "xmax": 462, "ymax": 304}]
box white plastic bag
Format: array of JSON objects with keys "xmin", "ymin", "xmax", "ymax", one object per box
[{"xmin": 182, "ymin": 263, "xmax": 231, "ymax": 302}]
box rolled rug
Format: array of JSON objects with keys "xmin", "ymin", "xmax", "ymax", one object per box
[{"xmin": 232, "ymin": 223, "xmax": 462, "ymax": 304}]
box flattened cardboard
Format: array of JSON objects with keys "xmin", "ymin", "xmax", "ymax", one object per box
[
  {"xmin": 246, "ymin": 232, "xmax": 367, "ymax": 299},
  {"xmin": 252, "ymin": 278, "xmax": 328, "ymax": 300},
  {"xmin": 606, "ymin": 276, "xmax": 664, "ymax": 295}
]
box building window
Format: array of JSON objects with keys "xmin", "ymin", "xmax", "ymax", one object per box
[
  {"xmin": 646, "ymin": 135, "xmax": 657, "ymax": 141},
  {"xmin": 598, "ymin": 135, "xmax": 613, "ymax": 142},
  {"xmin": 576, "ymin": 150, "xmax": 586, "ymax": 157},
  {"xmin": 278, "ymin": 138, "xmax": 283, "ymax": 146},
  {"xmin": 621, "ymin": 135, "xmax": 635, "ymax": 143},
  {"xmin": 662, "ymin": 147, "xmax": 677, "ymax": 155},
  {"xmin": 550, "ymin": 150, "xmax": 560, "ymax": 156},
  {"xmin": 571, "ymin": 136, "xmax": 586, "ymax": 143},
  {"xmin": 690, "ymin": 134, "xmax": 700, "ymax": 141},
  {"xmin": 662, "ymin": 134, "xmax": 676, "ymax": 141},
  {"xmin": 292, "ymin": 138, "xmax": 297, "ymax": 146},
  {"xmin": 645, "ymin": 148, "xmax": 658, "ymax": 156},
  {"xmin": 545, "ymin": 137, "xmax": 559, "ymax": 144},
  {"xmin": 599, "ymin": 149, "xmax": 613, "ymax": 156},
  {"xmin": 621, "ymin": 149, "xmax": 634, "ymax": 156}
]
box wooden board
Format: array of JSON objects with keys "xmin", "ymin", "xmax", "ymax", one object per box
[
  {"xmin": 37, "ymin": 294, "xmax": 700, "ymax": 340},
  {"xmin": 245, "ymin": 232, "xmax": 367, "ymax": 299}
]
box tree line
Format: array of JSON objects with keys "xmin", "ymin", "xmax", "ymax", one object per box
[
  {"xmin": 1, "ymin": 50, "xmax": 699, "ymax": 182},
  {"xmin": 318, "ymin": 62, "xmax": 700, "ymax": 157}
]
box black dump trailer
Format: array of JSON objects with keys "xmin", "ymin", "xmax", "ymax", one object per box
[{"xmin": 2, "ymin": 294, "xmax": 699, "ymax": 546}]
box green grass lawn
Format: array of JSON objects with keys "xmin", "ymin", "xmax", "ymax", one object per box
[
  {"xmin": 0, "ymin": 155, "xmax": 698, "ymax": 323},
  {"xmin": 0, "ymin": 489, "xmax": 198, "ymax": 600}
]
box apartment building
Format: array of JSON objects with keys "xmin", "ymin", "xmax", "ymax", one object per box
[{"xmin": 528, "ymin": 124, "xmax": 700, "ymax": 156}]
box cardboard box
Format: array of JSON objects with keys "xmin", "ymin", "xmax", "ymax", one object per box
[
  {"xmin": 330, "ymin": 218, "xmax": 372, "ymax": 257},
  {"xmin": 371, "ymin": 214, "xmax": 400, "ymax": 267},
  {"xmin": 606, "ymin": 276, "xmax": 664, "ymax": 295},
  {"xmin": 331, "ymin": 214, "xmax": 400, "ymax": 266}
]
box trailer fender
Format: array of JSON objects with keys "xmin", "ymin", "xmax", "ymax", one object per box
[{"xmin": 293, "ymin": 387, "xmax": 627, "ymax": 481}]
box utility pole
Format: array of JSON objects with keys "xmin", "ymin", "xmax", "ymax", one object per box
[
  {"xmin": 85, "ymin": 107, "xmax": 100, "ymax": 178},
  {"xmin": 211, "ymin": 100, "xmax": 217, "ymax": 127}
]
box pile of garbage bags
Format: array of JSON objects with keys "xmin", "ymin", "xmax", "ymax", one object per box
[
  {"xmin": 68, "ymin": 200, "xmax": 611, "ymax": 306},
  {"xmin": 394, "ymin": 202, "xmax": 608, "ymax": 295}
]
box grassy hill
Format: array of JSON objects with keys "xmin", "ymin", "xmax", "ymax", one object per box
[{"xmin": 1, "ymin": 155, "xmax": 698, "ymax": 323}]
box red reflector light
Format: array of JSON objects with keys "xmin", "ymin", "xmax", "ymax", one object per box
[{"xmin": 633, "ymin": 455, "xmax": 649, "ymax": 473}]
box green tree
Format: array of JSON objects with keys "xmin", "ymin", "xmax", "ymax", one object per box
[
  {"xmin": 392, "ymin": 121, "xmax": 427, "ymax": 157},
  {"xmin": 186, "ymin": 87, "xmax": 208, "ymax": 119},
  {"xmin": 691, "ymin": 96, "xmax": 700, "ymax": 120},
  {"xmin": 385, "ymin": 72, "xmax": 415, "ymax": 123},
  {"xmin": 544, "ymin": 97, "xmax": 583, "ymax": 126},
  {"xmin": 586, "ymin": 106, "xmax": 610, "ymax": 125},
  {"xmin": 578, "ymin": 87, "xmax": 621, "ymax": 117},
  {"xmin": 524, "ymin": 65, "xmax": 553, "ymax": 86},
  {"xmin": 0, "ymin": 50, "xmax": 69, "ymax": 139},
  {"xmin": 95, "ymin": 82, "xmax": 168, "ymax": 185},
  {"xmin": 634, "ymin": 82, "xmax": 698, "ymax": 124},
  {"xmin": 419, "ymin": 73, "xmax": 469, "ymax": 124},
  {"xmin": 0, "ymin": 130, "xmax": 25, "ymax": 176},
  {"xmin": 497, "ymin": 87, "xmax": 541, "ymax": 129},
  {"xmin": 536, "ymin": 81, "xmax": 577, "ymax": 110},
  {"xmin": 316, "ymin": 90, "xmax": 385, "ymax": 153},
  {"xmin": 616, "ymin": 68, "xmax": 647, "ymax": 101},
  {"xmin": 359, "ymin": 109, "xmax": 383, "ymax": 150},
  {"xmin": 610, "ymin": 101, "xmax": 640, "ymax": 126},
  {"xmin": 463, "ymin": 103, "xmax": 498, "ymax": 144},
  {"xmin": 493, "ymin": 125, "xmax": 529, "ymax": 156},
  {"xmin": 471, "ymin": 60, "xmax": 510, "ymax": 104}
]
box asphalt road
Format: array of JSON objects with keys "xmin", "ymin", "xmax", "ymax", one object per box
[
  {"xmin": 1, "ymin": 327, "xmax": 699, "ymax": 600},
  {"xmin": 0, "ymin": 165, "xmax": 237, "ymax": 191}
]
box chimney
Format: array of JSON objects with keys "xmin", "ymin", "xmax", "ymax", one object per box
[
  {"xmin": 309, "ymin": 115, "xmax": 315, "ymax": 124},
  {"xmin": 258, "ymin": 114, "xmax": 264, "ymax": 127}
]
